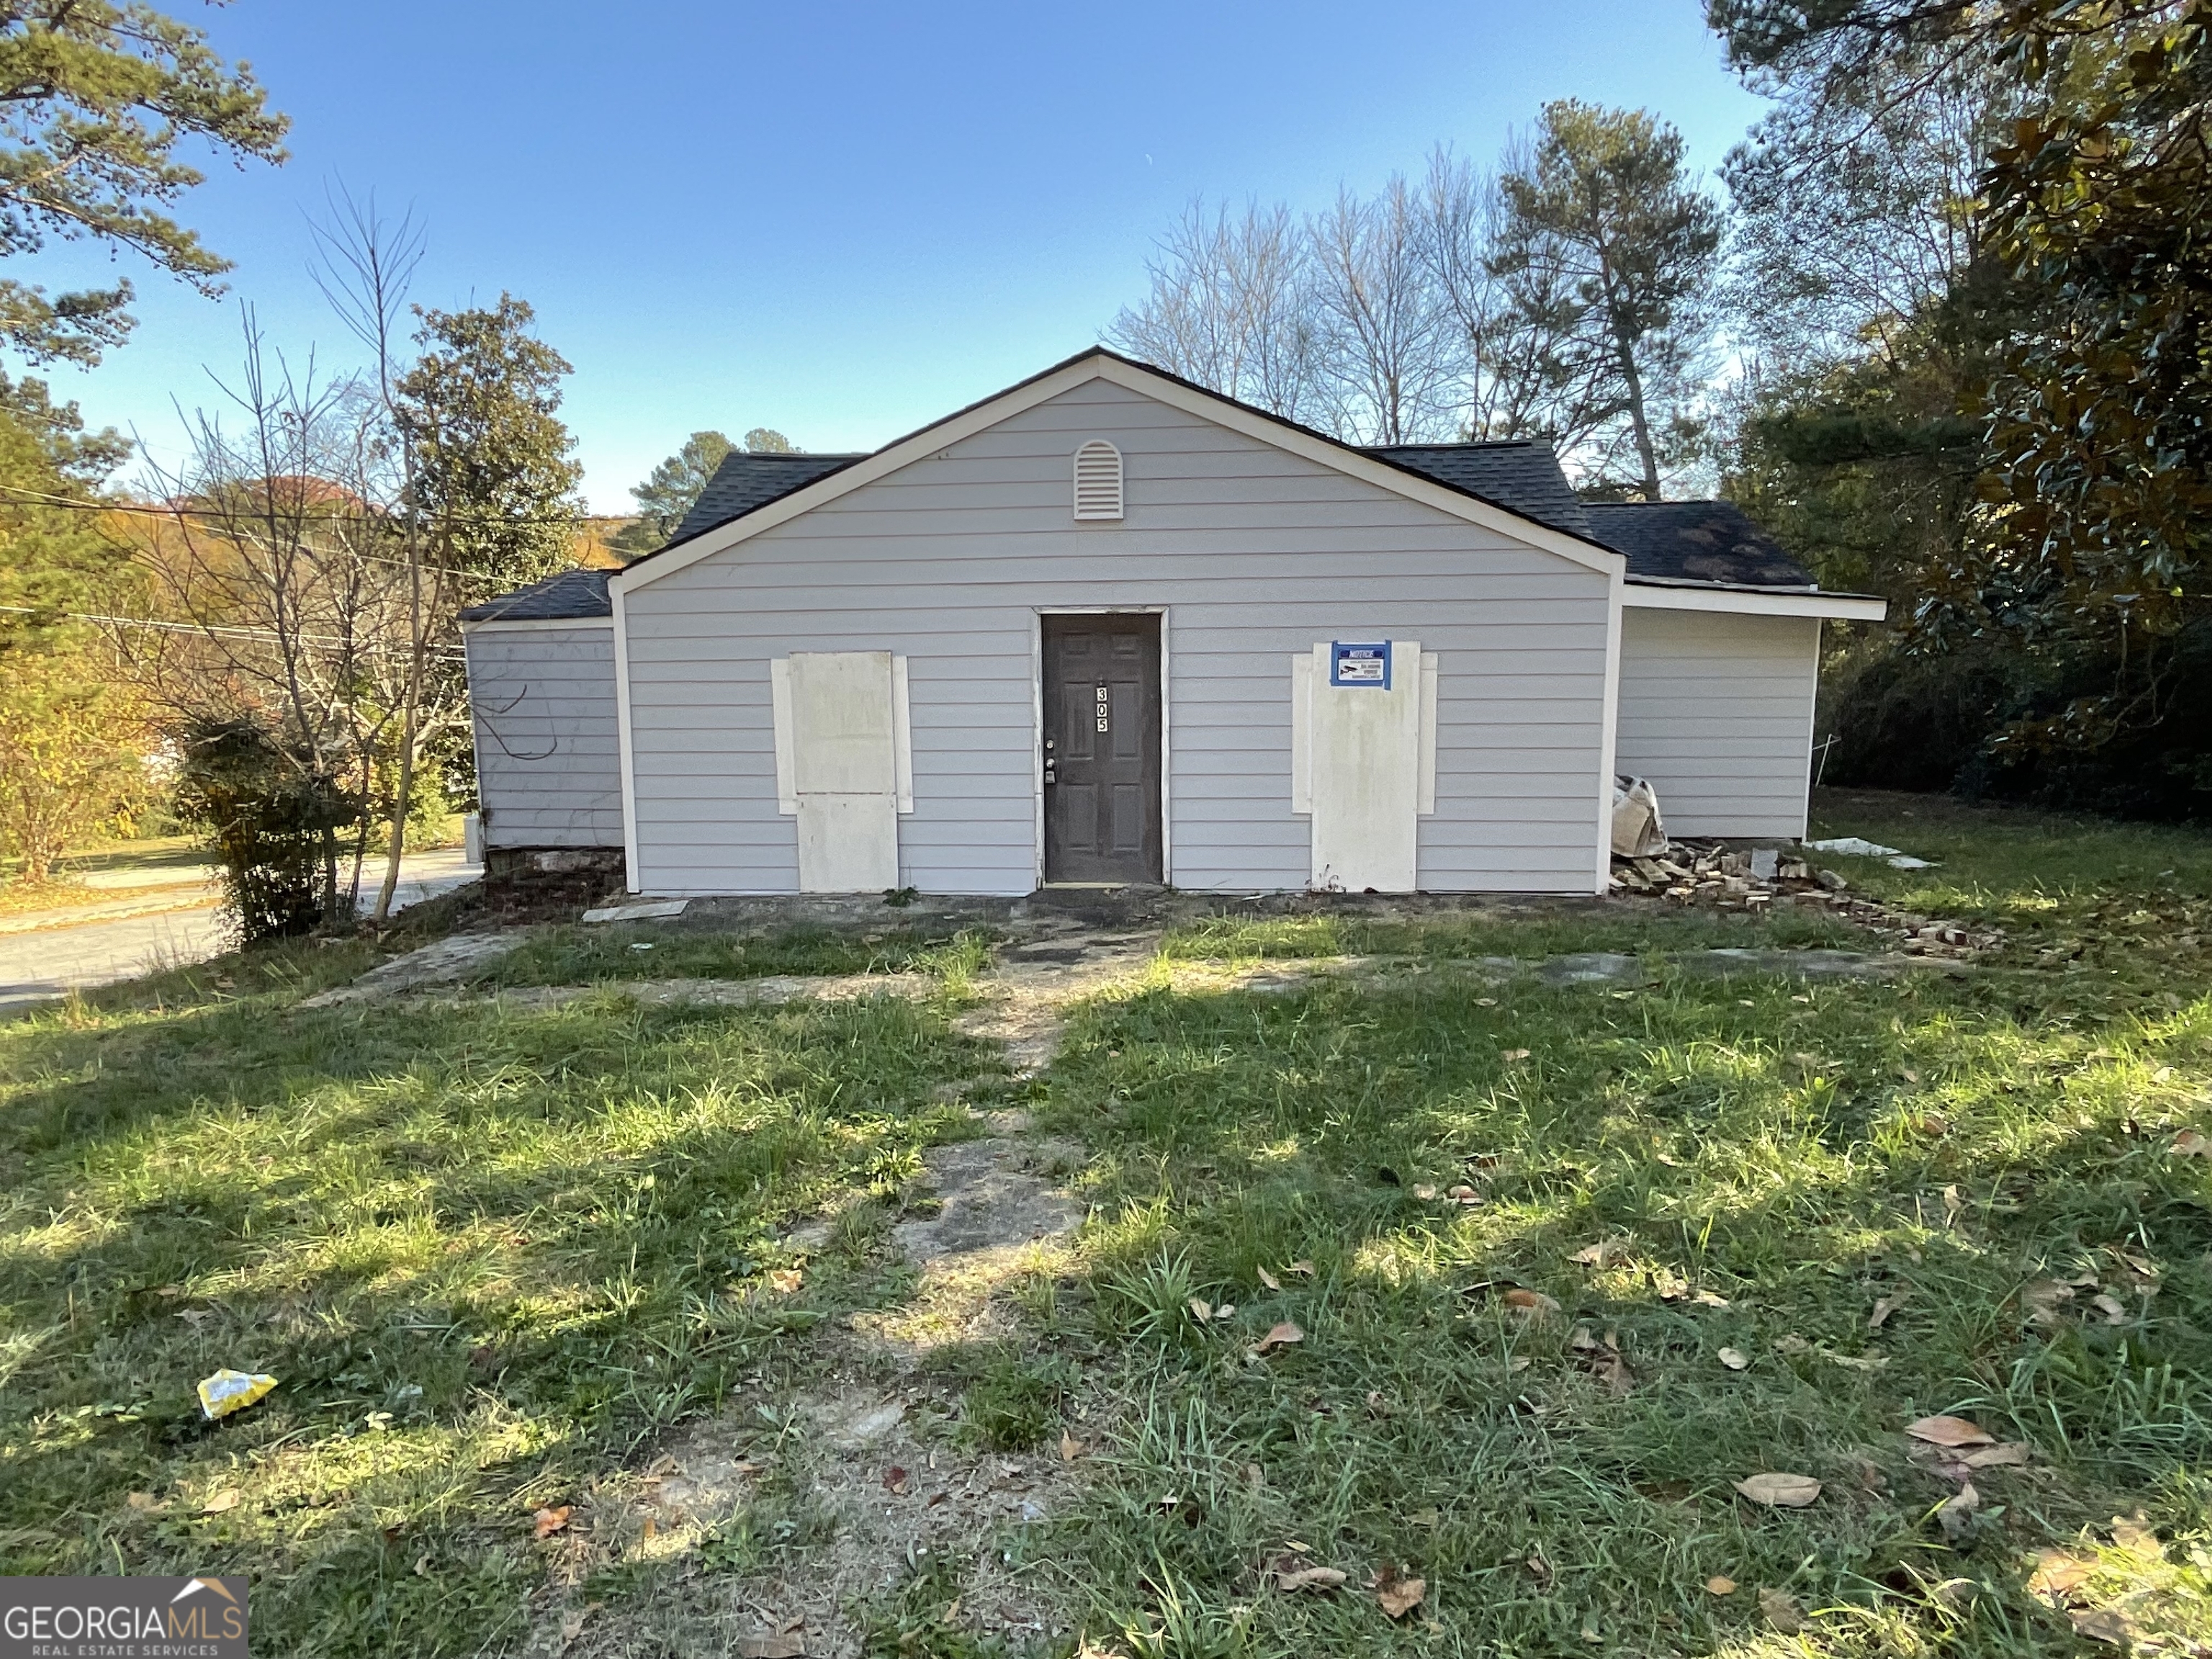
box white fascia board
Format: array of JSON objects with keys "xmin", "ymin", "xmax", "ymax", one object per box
[
  {"xmin": 461, "ymin": 615, "xmax": 615, "ymax": 634},
  {"xmin": 611, "ymin": 583, "xmax": 641, "ymax": 892},
  {"xmin": 611, "ymin": 355, "xmax": 1628, "ymax": 596},
  {"xmin": 1624, "ymin": 583, "xmax": 1887, "ymax": 621}
]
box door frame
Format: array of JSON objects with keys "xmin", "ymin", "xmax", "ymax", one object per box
[{"xmin": 1032, "ymin": 606, "xmax": 1171, "ymax": 888}]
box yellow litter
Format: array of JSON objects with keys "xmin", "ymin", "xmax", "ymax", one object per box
[{"xmin": 197, "ymin": 1368, "xmax": 277, "ymax": 1421}]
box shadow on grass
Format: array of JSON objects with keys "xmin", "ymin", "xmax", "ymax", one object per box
[
  {"xmin": 0, "ymin": 979, "xmax": 1006, "ymax": 1657},
  {"xmin": 1032, "ymin": 968, "xmax": 2212, "ymax": 1655}
]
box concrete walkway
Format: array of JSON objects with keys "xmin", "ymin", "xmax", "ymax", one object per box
[{"xmin": 0, "ymin": 847, "xmax": 481, "ymax": 1016}]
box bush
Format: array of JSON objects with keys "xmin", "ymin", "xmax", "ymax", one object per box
[
  {"xmin": 174, "ymin": 718, "xmax": 359, "ymax": 944},
  {"xmin": 1821, "ymin": 626, "xmax": 2212, "ymax": 821}
]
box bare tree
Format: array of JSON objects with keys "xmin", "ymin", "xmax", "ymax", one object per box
[
  {"xmin": 308, "ymin": 189, "xmax": 454, "ymax": 922},
  {"xmin": 117, "ymin": 311, "xmax": 410, "ymax": 927},
  {"xmin": 1305, "ymin": 178, "xmax": 1464, "ymax": 443},
  {"xmin": 1109, "ymin": 201, "xmax": 1320, "ymax": 421}
]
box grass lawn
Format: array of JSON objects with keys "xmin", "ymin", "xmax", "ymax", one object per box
[{"xmin": 5, "ymin": 789, "xmax": 2212, "ymax": 1655}]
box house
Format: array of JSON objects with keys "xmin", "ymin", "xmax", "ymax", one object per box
[{"xmin": 459, "ymin": 349, "xmax": 1882, "ymax": 899}]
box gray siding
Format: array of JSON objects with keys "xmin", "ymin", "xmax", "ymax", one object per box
[
  {"xmin": 621, "ymin": 377, "xmax": 1615, "ymax": 896},
  {"xmin": 1615, "ymin": 606, "xmax": 1819, "ymax": 839},
  {"xmin": 465, "ymin": 624, "xmax": 624, "ymax": 848}
]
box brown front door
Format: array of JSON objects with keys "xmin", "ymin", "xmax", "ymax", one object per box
[{"xmin": 1042, "ymin": 613, "xmax": 1163, "ymax": 884}]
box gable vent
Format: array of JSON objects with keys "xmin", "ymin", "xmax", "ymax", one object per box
[{"xmin": 1072, "ymin": 440, "xmax": 1123, "ymax": 521}]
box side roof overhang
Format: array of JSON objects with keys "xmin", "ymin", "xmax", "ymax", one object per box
[
  {"xmin": 1624, "ymin": 576, "xmax": 1887, "ymax": 622},
  {"xmin": 609, "ymin": 349, "xmax": 1629, "ymax": 600}
]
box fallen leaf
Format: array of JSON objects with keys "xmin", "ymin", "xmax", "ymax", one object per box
[
  {"xmin": 125, "ymin": 1491, "xmax": 160, "ymax": 1513},
  {"xmin": 1374, "ymin": 1563, "xmax": 1426, "ymax": 1619},
  {"xmin": 2110, "ymin": 1514, "xmax": 2160, "ymax": 1555},
  {"xmin": 2171, "ymin": 1128, "xmax": 2211, "ymax": 1157},
  {"xmin": 1188, "ymin": 1296, "xmax": 1214, "ymax": 1323},
  {"xmin": 2021, "ymin": 1280, "xmax": 2076, "ymax": 1325},
  {"xmin": 1718, "ymin": 1347, "xmax": 1751, "ymax": 1371},
  {"xmin": 1570, "ymin": 1238, "xmax": 1629, "ymax": 1267},
  {"xmin": 1774, "ymin": 1334, "xmax": 1812, "ymax": 1354},
  {"xmin": 1244, "ymin": 1462, "xmax": 1264, "ymax": 1490},
  {"xmin": 1505, "ymin": 1355, "xmax": 1532, "ymax": 1373},
  {"xmin": 1961, "ymin": 1442, "xmax": 2031, "ymax": 1470},
  {"xmin": 1654, "ymin": 1270, "xmax": 1690, "ymax": 1300},
  {"xmin": 1411, "ymin": 1183, "xmax": 1438, "ymax": 1201},
  {"xmin": 533, "ymin": 1505, "xmax": 572, "ymax": 1539},
  {"xmin": 1734, "ymin": 1473, "xmax": 1821, "ymax": 1508},
  {"xmin": 2070, "ymin": 1609, "xmax": 2133, "ymax": 1647},
  {"xmin": 1942, "ymin": 1183, "xmax": 1966, "ymax": 1226},
  {"xmin": 1502, "ymin": 1048, "xmax": 1532, "ymax": 1063},
  {"xmin": 1216, "ymin": 1303, "xmax": 1236, "ymax": 1318},
  {"xmin": 1287, "ymin": 1260, "xmax": 1316, "ymax": 1277},
  {"xmin": 1251, "ymin": 1321, "xmax": 1304, "ymax": 1355},
  {"xmin": 1869, "ymin": 1292, "xmax": 1909, "ymax": 1329},
  {"xmin": 734, "ymin": 1636, "xmax": 808, "ymax": 1659},
  {"xmin": 1501, "ymin": 1287, "xmax": 1560, "ymax": 1320},
  {"xmin": 1364, "ymin": 1389, "xmax": 1393, "ymax": 1416},
  {"xmin": 1256, "ymin": 1267, "xmax": 1281, "ymax": 1291},
  {"xmin": 1935, "ymin": 1480, "xmax": 1979, "ymax": 1542},
  {"xmin": 200, "ymin": 1489, "xmax": 240, "ymax": 1515},
  {"xmin": 1759, "ymin": 1588, "xmax": 1804, "ymax": 1634},
  {"xmin": 1525, "ymin": 1550, "xmax": 1554, "ymax": 1587},
  {"xmin": 1410, "ymin": 1507, "xmax": 1439, "ymax": 1528},
  {"xmin": 1704, "ymin": 1575, "xmax": 1737, "ymax": 1596},
  {"xmin": 1273, "ymin": 1565, "xmax": 1347, "ymax": 1594},
  {"xmin": 1447, "ymin": 1184, "xmax": 1482, "ymax": 1205},
  {"xmin": 2026, "ymin": 1550, "xmax": 2094, "ymax": 1600},
  {"xmin": 2092, "ymin": 1293, "xmax": 2128, "ymax": 1324},
  {"xmin": 559, "ymin": 1605, "xmax": 597, "ymax": 1646},
  {"xmin": 766, "ymin": 1268, "xmax": 804, "ymax": 1294},
  {"xmin": 1693, "ymin": 1289, "xmax": 1731, "ymax": 1308},
  {"xmin": 1059, "ymin": 1432, "xmax": 1084, "ymax": 1464},
  {"xmin": 883, "ymin": 1467, "xmax": 910, "ymax": 1496},
  {"xmin": 1474, "ymin": 996, "xmax": 1498, "ymax": 1007},
  {"xmin": 1907, "ymin": 1415, "xmax": 1995, "ymax": 1448}
]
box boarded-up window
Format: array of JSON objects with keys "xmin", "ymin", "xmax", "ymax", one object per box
[
  {"xmin": 1073, "ymin": 440, "xmax": 1123, "ymax": 521},
  {"xmin": 770, "ymin": 650, "xmax": 914, "ymax": 891}
]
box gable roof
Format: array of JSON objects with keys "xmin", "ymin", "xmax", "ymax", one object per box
[
  {"xmin": 1364, "ymin": 442, "xmax": 1595, "ymax": 542},
  {"xmin": 459, "ymin": 567, "xmax": 612, "ymax": 624},
  {"xmin": 668, "ymin": 450, "xmax": 866, "ymax": 546},
  {"xmin": 613, "ymin": 349, "xmax": 1628, "ymax": 593},
  {"xmin": 1583, "ymin": 500, "xmax": 1816, "ymax": 590}
]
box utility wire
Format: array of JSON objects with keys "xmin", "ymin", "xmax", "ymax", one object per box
[{"xmin": 0, "ymin": 603, "xmax": 467, "ymax": 659}]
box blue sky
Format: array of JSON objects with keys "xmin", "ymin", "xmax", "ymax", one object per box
[{"xmin": 32, "ymin": 1, "xmax": 1768, "ymax": 512}]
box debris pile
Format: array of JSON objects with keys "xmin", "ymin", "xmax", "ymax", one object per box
[{"xmin": 1609, "ymin": 841, "xmax": 2004, "ymax": 958}]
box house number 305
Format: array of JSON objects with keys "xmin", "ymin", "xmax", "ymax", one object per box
[{"xmin": 1094, "ymin": 685, "xmax": 1109, "ymax": 733}]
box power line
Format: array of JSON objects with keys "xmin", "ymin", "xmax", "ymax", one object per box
[{"xmin": 0, "ymin": 603, "xmax": 467, "ymax": 659}]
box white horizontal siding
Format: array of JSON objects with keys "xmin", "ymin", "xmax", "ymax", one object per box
[
  {"xmin": 623, "ymin": 376, "xmax": 1612, "ymax": 896},
  {"xmin": 1615, "ymin": 608, "xmax": 1820, "ymax": 839},
  {"xmin": 466, "ymin": 626, "xmax": 624, "ymax": 849}
]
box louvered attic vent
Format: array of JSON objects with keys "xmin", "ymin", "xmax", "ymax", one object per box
[{"xmin": 1073, "ymin": 440, "xmax": 1123, "ymax": 521}]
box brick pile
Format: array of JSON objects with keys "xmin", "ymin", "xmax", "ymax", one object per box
[{"xmin": 1610, "ymin": 840, "xmax": 2003, "ymax": 960}]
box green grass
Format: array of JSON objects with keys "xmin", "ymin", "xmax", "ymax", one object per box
[
  {"xmin": 7, "ymin": 791, "xmax": 2212, "ymax": 1655},
  {"xmin": 0, "ymin": 972, "xmax": 998, "ymax": 1655},
  {"xmin": 480, "ymin": 921, "xmax": 997, "ymax": 988}
]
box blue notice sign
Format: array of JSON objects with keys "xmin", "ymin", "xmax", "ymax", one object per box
[{"xmin": 1330, "ymin": 641, "xmax": 1391, "ymax": 688}]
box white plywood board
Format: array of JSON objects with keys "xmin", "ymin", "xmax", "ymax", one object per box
[
  {"xmin": 1308, "ymin": 639, "xmax": 1421, "ymax": 892},
  {"xmin": 796, "ymin": 793, "xmax": 901, "ymax": 890},
  {"xmin": 788, "ymin": 650, "xmax": 898, "ymax": 794}
]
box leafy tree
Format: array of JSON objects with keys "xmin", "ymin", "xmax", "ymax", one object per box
[
  {"xmin": 0, "ymin": 1, "xmax": 288, "ymax": 365},
  {"xmin": 394, "ymin": 293, "xmax": 583, "ymax": 588},
  {"xmin": 0, "ymin": 373, "xmax": 129, "ymax": 655},
  {"xmin": 611, "ymin": 429, "xmax": 732, "ymax": 555},
  {"xmin": 0, "ymin": 640, "xmax": 148, "ymax": 883},
  {"xmin": 1490, "ymin": 102, "xmax": 1725, "ymax": 500},
  {"xmin": 611, "ymin": 426, "xmax": 801, "ymax": 556}
]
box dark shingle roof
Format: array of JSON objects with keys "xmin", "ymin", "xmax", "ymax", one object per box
[
  {"xmin": 459, "ymin": 568, "xmax": 612, "ymax": 623},
  {"xmin": 668, "ymin": 451, "xmax": 866, "ymax": 546},
  {"xmin": 1364, "ymin": 441, "xmax": 1595, "ymax": 541},
  {"xmin": 1583, "ymin": 501, "xmax": 1815, "ymax": 589}
]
